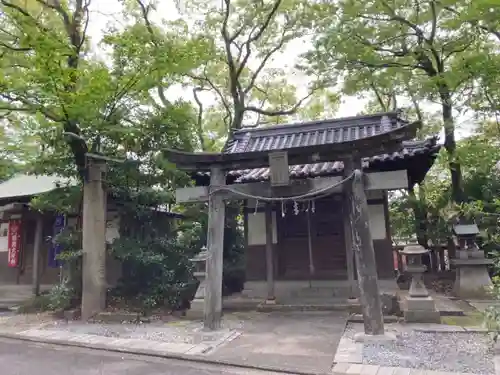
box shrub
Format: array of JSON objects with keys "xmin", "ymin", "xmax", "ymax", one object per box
[
  {"xmin": 47, "ymin": 282, "xmax": 75, "ymax": 311},
  {"xmin": 110, "ymin": 234, "xmax": 196, "ymax": 311}
]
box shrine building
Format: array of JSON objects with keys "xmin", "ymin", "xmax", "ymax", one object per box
[{"xmin": 173, "ymin": 111, "xmax": 440, "ymax": 306}]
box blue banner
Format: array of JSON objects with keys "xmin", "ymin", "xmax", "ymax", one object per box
[{"xmin": 48, "ymin": 214, "xmax": 65, "ymax": 268}]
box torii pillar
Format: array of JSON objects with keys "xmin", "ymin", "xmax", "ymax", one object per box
[{"xmin": 204, "ymin": 167, "xmax": 226, "ymax": 330}]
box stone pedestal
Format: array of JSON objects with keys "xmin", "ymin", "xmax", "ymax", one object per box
[
  {"xmin": 185, "ymin": 249, "xmax": 209, "ymax": 320},
  {"xmin": 452, "ymin": 257, "xmax": 493, "ymax": 299},
  {"xmin": 401, "ymin": 245, "xmax": 440, "ymax": 323}
]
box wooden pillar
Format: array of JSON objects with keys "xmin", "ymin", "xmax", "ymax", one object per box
[
  {"xmin": 32, "ymin": 215, "xmax": 44, "ymax": 296},
  {"xmin": 343, "ymin": 160, "xmax": 356, "ymax": 298},
  {"xmin": 306, "ymin": 209, "xmax": 315, "ymax": 287},
  {"xmin": 264, "ymin": 203, "xmax": 275, "ymax": 302},
  {"xmin": 81, "ymin": 158, "xmax": 107, "ymax": 321},
  {"xmin": 349, "ymin": 169, "xmax": 385, "ymax": 335},
  {"xmin": 205, "ymin": 166, "xmax": 226, "ymax": 330}
]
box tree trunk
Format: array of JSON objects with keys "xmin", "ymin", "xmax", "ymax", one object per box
[
  {"xmin": 409, "ymin": 185, "xmax": 428, "ymax": 247},
  {"xmin": 232, "ymin": 107, "xmax": 245, "ymax": 130},
  {"xmin": 441, "ymin": 96, "xmax": 463, "ymax": 203}
]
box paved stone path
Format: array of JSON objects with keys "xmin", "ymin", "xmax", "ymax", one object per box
[{"xmin": 210, "ymin": 311, "xmax": 348, "ymax": 374}]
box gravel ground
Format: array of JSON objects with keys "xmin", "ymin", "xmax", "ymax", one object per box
[
  {"xmin": 42, "ymin": 319, "xmax": 243, "ymax": 345},
  {"xmin": 345, "ymin": 323, "xmax": 494, "ymax": 374}
]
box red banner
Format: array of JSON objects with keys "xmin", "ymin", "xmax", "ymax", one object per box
[{"xmin": 7, "ymin": 219, "xmax": 21, "ymax": 268}]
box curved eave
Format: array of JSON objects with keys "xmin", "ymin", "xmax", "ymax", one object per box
[{"xmin": 163, "ymin": 120, "xmax": 421, "ymax": 171}]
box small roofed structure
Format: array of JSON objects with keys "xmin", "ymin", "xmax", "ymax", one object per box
[{"xmin": 169, "ymin": 111, "xmax": 440, "ymax": 334}]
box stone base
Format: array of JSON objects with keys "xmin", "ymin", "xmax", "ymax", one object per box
[
  {"xmin": 404, "ymin": 296, "xmax": 441, "ymax": 323},
  {"xmin": 453, "ymin": 264, "xmax": 493, "ymax": 299},
  {"xmin": 241, "ymin": 279, "xmax": 399, "ymax": 299},
  {"xmin": 354, "ymin": 331, "xmax": 398, "ymax": 343},
  {"xmin": 185, "ymin": 299, "xmax": 204, "ymax": 320},
  {"xmin": 406, "ymin": 296, "xmax": 436, "ymax": 311},
  {"xmin": 404, "ymin": 309, "xmax": 441, "ymax": 323}
]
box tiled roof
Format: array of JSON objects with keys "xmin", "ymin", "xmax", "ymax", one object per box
[
  {"xmin": 221, "ymin": 112, "xmax": 441, "ymax": 183},
  {"xmin": 0, "ymin": 174, "xmax": 76, "ymax": 200}
]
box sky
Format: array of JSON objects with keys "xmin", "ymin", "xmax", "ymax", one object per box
[{"xmin": 86, "ymin": 0, "xmax": 475, "ymax": 139}]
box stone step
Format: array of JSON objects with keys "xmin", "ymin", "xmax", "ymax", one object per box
[
  {"xmin": 291, "ymin": 286, "xmax": 353, "ymax": 298},
  {"xmin": 257, "ymin": 299, "xmax": 361, "ymax": 313}
]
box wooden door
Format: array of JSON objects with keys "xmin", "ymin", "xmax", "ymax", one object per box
[{"xmin": 277, "ymin": 195, "xmax": 346, "ymax": 280}]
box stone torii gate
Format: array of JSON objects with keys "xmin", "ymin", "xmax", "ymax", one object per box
[{"xmin": 167, "ymin": 120, "xmax": 420, "ymax": 334}]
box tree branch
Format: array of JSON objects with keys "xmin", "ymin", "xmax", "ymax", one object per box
[
  {"xmin": 235, "ymin": 0, "xmax": 282, "ymax": 80},
  {"xmin": 443, "ymin": 5, "xmax": 500, "ymax": 42},
  {"xmin": 185, "ymin": 72, "xmax": 233, "ymax": 126},
  {"xmin": 429, "ymin": 0, "xmax": 438, "ymax": 43},
  {"xmin": 193, "ymin": 87, "xmax": 206, "ymax": 151},
  {"xmin": 245, "ymin": 90, "xmax": 314, "ymax": 117},
  {"xmin": 244, "ymin": 22, "xmax": 289, "ymax": 95},
  {"xmin": 220, "ymin": 0, "xmax": 243, "ymax": 112},
  {"xmin": 369, "ymin": 82, "xmax": 388, "ymax": 111},
  {"xmin": 135, "ymin": 0, "xmax": 171, "ymax": 107}
]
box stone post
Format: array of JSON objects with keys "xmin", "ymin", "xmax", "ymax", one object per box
[{"xmin": 81, "ymin": 157, "xmax": 107, "ymax": 320}]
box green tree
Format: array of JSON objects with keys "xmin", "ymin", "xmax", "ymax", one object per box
[
  {"xmin": 172, "ymin": 0, "xmax": 327, "ymax": 146},
  {"xmin": 307, "ymin": 0, "xmax": 488, "ymax": 202},
  {"xmin": 0, "ymin": 0, "xmax": 198, "ymax": 178}
]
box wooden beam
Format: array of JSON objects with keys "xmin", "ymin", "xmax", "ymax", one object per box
[
  {"xmin": 163, "ymin": 121, "xmax": 420, "ymax": 172},
  {"xmin": 349, "ymin": 169, "xmax": 385, "ymax": 335},
  {"xmin": 176, "ymin": 170, "xmax": 408, "ymax": 204},
  {"xmin": 204, "ymin": 166, "xmax": 225, "ymax": 330}
]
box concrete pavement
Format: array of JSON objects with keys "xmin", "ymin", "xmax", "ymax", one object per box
[
  {"xmin": 0, "ymin": 337, "xmax": 295, "ymax": 375},
  {"xmin": 0, "ymin": 311, "xmax": 349, "ymax": 375}
]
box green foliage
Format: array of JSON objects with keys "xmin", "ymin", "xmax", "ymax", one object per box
[
  {"xmin": 107, "ymin": 171, "xmax": 196, "ymax": 310},
  {"xmin": 170, "ymin": 0, "xmax": 328, "ymax": 144},
  {"xmin": 47, "ymin": 283, "xmax": 75, "ymax": 311},
  {"xmin": 177, "ymin": 202, "xmax": 246, "ymax": 296},
  {"xmin": 31, "ymin": 185, "xmax": 81, "ymax": 215},
  {"xmin": 53, "ymin": 226, "xmax": 83, "ymax": 296},
  {"xmin": 111, "ymin": 234, "xmax": 195, "ymax": 310},
  {"xmin": 484, "ymin": 276, "xmax": 500, "ymax": 339},
  {"xmin": 390, "ymin": 123, "xmax": 500, "ymax": 255}
]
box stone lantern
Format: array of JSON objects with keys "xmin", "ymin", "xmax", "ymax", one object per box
[
  {"xmin": 451, "ymin": 224, "xmax": 493, "ymax": 299},
  {"xmin": 400, "ymin": 244, "xmax": 440, "ymax": 323},
  {"xmin": 186, "ymin": 246, "xmax": 209, "ymax": 319}
]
